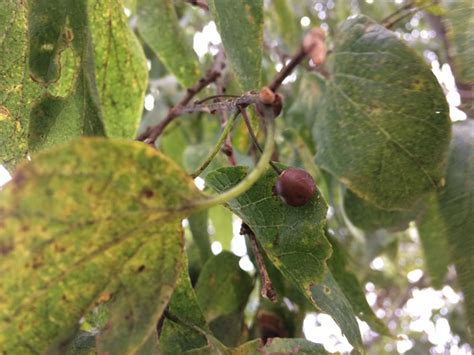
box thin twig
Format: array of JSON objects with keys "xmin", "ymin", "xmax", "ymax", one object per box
[
  {"xmin": 215, "ymin": 66, "xmax": 237, "ymax": 165},
  {"xmin": 381, "ymin": 1, "xmax": 414, "ymax": 26},
  {"xmin": 194, "ymin": 94, "xmax": 240, "ymax": 105},
  {"xmin": 191, "ymin": 110, "xmax": 240, "ymax": 178},
  {"xmin": 175, "ymin": 94, "xmax": 259, "ymax": 116},
  {"xmin": 137, "ymin": 52, "xmax": 225, "ymax": 144},
  {"xmin": 384, "ymin": 2, "xmax": 435, "ymax": 29},
  {"xmin": 241, "ymin": 223, "xmax": 277, "ymax": 302},
  {"xmin": 268, "ymin": 46, "xmax": 308, "ymax": 92},
  {"xmin": 240, "ymin": 107, "xmax": 282, "ymax": 174}
]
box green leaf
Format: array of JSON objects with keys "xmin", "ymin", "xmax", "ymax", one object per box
[
  {"xmin": 285, "ymin": 74, "xmax": 325, "ymax": 149},
  {"xmin": 206, "ymin": 167, "xmax": 364, "ymax": 350},
  {"xmin": 135, "ymin": 332, "xmax": 160, "ymax": 355},
  {"xmin": 327, "ymin": 236, "xmax": 391, "ymax": 337},
  {"xmin": 310, "ymin": 273, "xmax": 363, "ymax": 351},
  {"xmin": 28, "ymin": 70, "xmax": 105, "ymax": 151},
  {"xmin": 160, "ymin": 255, "xmax": 208, "ymax": 354},
  {"xmin": 241, "ymin": 338, "xmax": 328, "ymax": 354},
  {"xmin": 195, "ymin": 252, "xmax": 253, "ymax": 346},
  {"xmin": 27, "ymin": 0, "xmax": 68, "ymax": 84},
  {"xmin": 438, "ymin": 120, "xmax": 474, "ymax": 337},
  {"xmin": 88, "ymin": 0, "xmax": 148, "ymax": 138},
  {"xmin": 186, "ymin": 336, "xmax": 329, "ymax": 354},
  {"xmin": 343, "ymin": 189, "xmax": 418, "ymax": 232},
  {"xmin": 65, "ymin": 331, "xmax": 96, "ymax": 355},
  {"xmin": 136, "ymin": 0, "xmax": 201, "ymax": 87},
  {"xmin": 28, "ymin": 0, "xmax": 106, "ymax": 152},
  {"xmin": 314, "ymin": 15, "xmax": 451, "ymax": 210},
  {"xmin": 209, "ymin": 205, "xmax": 233, "ymax": 250},
  {"xmin": 271, "ymin": 0, "xmax": 300, "ymax": 50},
  {"xmin": 0, "ymin": 138, "xmax": 202, "ymax": 353},
  {"xmin": 208, "ymin": 0, "xmax": 263, "ymax": 90},
  {"xmin": 206, "ymin": 166, "xmax": 331, "ymax": 299},
  {"xmin": 160, "ymin": 123, "xmax": 188, "ymax": 167},
  {"xmin": 183, "ymin": 143, "xmax": 227, "ymax": 175},
  {"xmin": 0, "ymin": 1, "xmax": 30, "ymax": 170},
  {"xmin": 443, "ymin": 0, "xmax": 474, "ymax": 83},
  {"xmin": 189, "ymin": 210, "xmax": 212, "ymax": 265},
  {"xmin": 416, "ymin": 194, "xmax": 450, "ymax": 289}
]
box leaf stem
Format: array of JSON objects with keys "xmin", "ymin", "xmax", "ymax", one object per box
[
  {"xmin": 190, "ymin": 110, "xmax": 240, "ymax": 178},
  {"xmin": 195, "ymin": 109, "xmax": 276, "ymax": 210},
  {"xmin": 384, "ymin": 2, "xmax": 436, "ymax": 29},
  {"xmin": 381, "ymin": 1, "xmax": 414, "ymax": 26},
  {"xmin": 240, "ymin": 107, "xmax": 282, "ymax": 175}
]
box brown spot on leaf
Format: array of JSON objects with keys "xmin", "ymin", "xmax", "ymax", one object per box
[
  {"xmin": 96, "ymin": 292, "xmax": 111, "ymax": 304},
  {"xmin": 31, "ymin": 257, "xmax": 43, "ymax": 269},
  {"xmin": 0, "ymin": 243, "xmax": 13, "ymax": 256},
  {"xmin": 54, "ymin": 244, "xmax": 66, "ymax": 253},
  {"xmin": 141, "ymin": 187, "xmax": 154, "ymax": 198},
  {"xmin": 137, "ymin": 265, "xmax": 146, "ymax": 273},
  {"xmin": 12, "ymin": 170, "xmax": 27, "ymax": 190},
  {"xmin": 0, "ymin": 105, "xmax": 10, "ymax": 118}
]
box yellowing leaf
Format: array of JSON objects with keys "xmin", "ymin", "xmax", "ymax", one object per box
[
  {"xmin": 88, "ymin": 0, "xmax": 148, "ymax": 138},
  {"xmin": 0, "ymin": 1, "xmax": 30, "ymax": 170},
  {"xmin": 0, "ymin": 138, "xmax": 202, "ymax": 353}
]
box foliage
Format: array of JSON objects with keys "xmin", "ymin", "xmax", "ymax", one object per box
[{"xmin": 0, "ymin": 0, "xmax": 472, "ymax": 354}]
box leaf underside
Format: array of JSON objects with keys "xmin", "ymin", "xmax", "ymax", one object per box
[
  {"xmin": 438, "ymin": 121, "xmax": 474, "ymax": 337},
  {"xmin": 314, "ymin": 15, "xmax": 451, "ymax": 210}
]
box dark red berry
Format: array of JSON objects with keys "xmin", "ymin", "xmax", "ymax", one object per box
[
  {"xmin": 272, "ymin": 94, "xmax": 282, "ymax": 117},
  {"xmin": 274, "ymin": 168, "xmax": 316, "ymax": 207}
]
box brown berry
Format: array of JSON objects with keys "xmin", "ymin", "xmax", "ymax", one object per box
[
  {"xmin": 272, "ymin": 93, "xmax": 283, "ymax": 117},
  {"xmin": 256, "ymin": 92, "xmax": 283, "ymax": 118},
  {"xmin": 303, "ymin": 27, "xmax": 327, "ymax": 66},
  {"xmin": 274, "ymin": 168, "xmax": 316, "ymax": 207},
  {"xmin": 259, "ymin": 86, "xmax": 276, "ymax": 104}
]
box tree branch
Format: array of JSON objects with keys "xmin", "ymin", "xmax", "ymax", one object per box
[
  {"xmin": 137, "ymin": 52, "xmax": 225, "ymax": 144},
  {"xmin": 381, "ymin": 1, "xmax": 414, "ymax": 26},
  {"xmin": 426, "ymin": 11, "xmax": 474, "ymax": 117},
  {"xmin": 241, "ymin": 223, "xmax": 277, "ymax": 302},
  {"xmin": 215, "ymin": 66, "xmax": 237, "ymax": 165},
  {"xmin": 267, "ymin": 46, "xmax": 308, "ymax": 92}
]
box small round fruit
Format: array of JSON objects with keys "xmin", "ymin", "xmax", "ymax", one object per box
[
  {"xmin": 274, "ymin": 168, "xmax": 316, "ymax": 207},
  {"xmin": 259, "ymin": 86, "xmax": 276, "ymax": 104}
]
